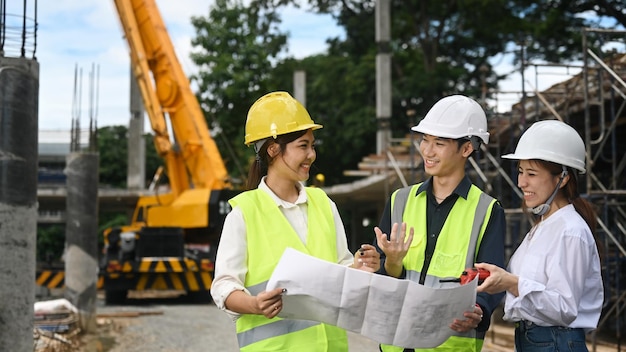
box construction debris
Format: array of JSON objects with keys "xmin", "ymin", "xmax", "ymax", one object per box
[{"xmin": 33, "ymin": 299, "xmax": 80, "ymax": 352}]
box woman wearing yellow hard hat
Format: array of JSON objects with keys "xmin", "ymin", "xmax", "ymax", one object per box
[{"xmin": 211, "ymin": 91, "xmax": 380, "ymax": 351}]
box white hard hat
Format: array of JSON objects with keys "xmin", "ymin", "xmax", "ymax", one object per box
[
  {"xmin": 502, "ymin": 120, "xmax": 586, "ymax": 173},
  {"xmin": 412, "ymin": 95, "xmax": 490, "ymax": 145}
]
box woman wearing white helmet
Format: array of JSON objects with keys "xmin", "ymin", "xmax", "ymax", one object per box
[
  {"xmin": 476, "ymin": 120, "xmax": 603, "ymax": 351},
  {"xmin": 211, "ymin": 91, "xmax": 380, "ymax": 351}
]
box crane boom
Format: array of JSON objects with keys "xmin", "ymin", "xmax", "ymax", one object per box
[{"xmin": 113, "ymin": 0, "xmax": 230, "ymax": 195}]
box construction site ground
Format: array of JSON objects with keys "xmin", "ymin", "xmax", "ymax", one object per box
[{"xmin": 33, "ymin": 290, "xmax": 621, "ymax": 352}]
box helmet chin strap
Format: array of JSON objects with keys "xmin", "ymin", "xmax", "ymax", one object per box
[
  {"xmin": 530, "ymin": 166, "xmax": 568, "ymax": 216},
  {"xmin": 254, "ymin": 139, "xmax": 268, "ymax": 154}
]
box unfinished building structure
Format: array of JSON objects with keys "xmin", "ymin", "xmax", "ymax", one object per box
[{"xmin": 492, "ymin": 30, "xmax": 626, "ymax": 341}]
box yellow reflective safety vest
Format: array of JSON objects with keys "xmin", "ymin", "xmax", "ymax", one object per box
[
  {"xmin": 229, "ymin": 187, "xmax": 349, "ymax": 352},
  {"xmin": 381, "ymin": 183, "xmax": 496, "ymax": 352}
]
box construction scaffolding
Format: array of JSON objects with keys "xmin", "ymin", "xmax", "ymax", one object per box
[{"xmin": 491, "ymin": 29, "xmax": 626, "ymax": 344}]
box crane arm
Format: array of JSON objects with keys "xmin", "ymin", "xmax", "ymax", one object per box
[{"xmin": 113, "ymin": 0, "xmax": 230, "ymax": 194}]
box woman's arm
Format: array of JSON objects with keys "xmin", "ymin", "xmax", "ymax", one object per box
[
  {"xmin": 211, "ymin": 209, "xmax": 249, "ymax": 319},
  {"xmin": 225, "ymin": 287, "xmax": 286, "ymax": 319}
]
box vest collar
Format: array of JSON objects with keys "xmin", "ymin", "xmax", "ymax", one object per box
[{"xmin": 417, "ymin": 175, "xmax": 473, "ymax": 200}]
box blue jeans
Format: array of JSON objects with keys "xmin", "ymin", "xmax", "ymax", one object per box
[{"xmin": 515, "ymin": 320, "xmax": 588, "ymax": 352}]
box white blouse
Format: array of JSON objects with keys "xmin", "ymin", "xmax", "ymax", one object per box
[{"xmin": 504, "ymin": 204, "xmax": 603, "ymax": 332}]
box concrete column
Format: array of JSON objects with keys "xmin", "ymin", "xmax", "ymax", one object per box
[
  {"xmin": 293, "ymin": 70, "xmax": 306, "ymax": 107},
  {"xmin": 127, "ymin": 68, "xmax": 146, "ymax": 190},
  {"xmin": 64, "ymin": 152, "xmax": 99, "ymax": 333},
  {"xmin": 293, "ymin": 71, "xmax": 309, "ymax": 186},
  {"xmin": 0, "ymin": 58, "xmax": 39, "ymax": 352},
  {"xmin": 376, "ymin": 0, "xmax": 392, "ymax": 155}
]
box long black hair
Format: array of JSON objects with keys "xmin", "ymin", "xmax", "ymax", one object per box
[
  {"xmin": 526, "ymin": 160, "xmax": 602, "ymax": 259},
  {"xmin": 245, "ymin": 129, "xmax": 308, "ymax": 190}
]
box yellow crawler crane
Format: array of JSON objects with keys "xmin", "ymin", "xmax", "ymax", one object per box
[{"xmin": 103, "ymin": 0, "xmax": 239, "ymax": 304}]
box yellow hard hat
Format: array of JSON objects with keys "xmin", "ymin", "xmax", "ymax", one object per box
[{"xmin": 244, "ymin": 91, "xmax": 322, "ymax": 145}]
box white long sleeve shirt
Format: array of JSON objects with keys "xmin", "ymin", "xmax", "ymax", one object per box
[
  {"xmin": 503, "ymin": 204, "xmax": 603, "ymax": 332},
  {"xmin": 211, "ymin": 178, "xmax": 354, "ymax": 321}
]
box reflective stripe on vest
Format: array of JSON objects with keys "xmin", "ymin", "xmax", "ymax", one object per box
[
  {"xmin": 229, "ymin": 187, "xmax": 348, "ymax": 351},
  {"xmin": 247, "ymin": 281, "xmax": 266, "ymax": 296},
  {"xmin": 381, "ymin": 184, "xmax": 494, "ymax": 352},
  {"xmin": 381, "ymin": 338, "xmax": 484, "ymax": 352},
  {"xmin": 237, "ymin": 319, "xmax": 319, "ymax": 348}
]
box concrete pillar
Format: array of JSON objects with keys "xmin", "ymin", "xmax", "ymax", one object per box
[
  {"xmin": 293, "ymin": 71, "xmax": 309, "ymax": 186},
  {"xmin": 127, "ymin": 68, "xmax": 146, "ymax": 190},
  {"xmin": 0, "ymin": 57, "xmax": 39, "ymax": 352},
  {"xmin": 293, "ymin": 70, "xmax": 306, "ymax": 107},
  {"xmin": 376, "ymin": 0, "xmax": 392, "ymax": 155},
  {"xmin": 64, "ymin": 152, "xmax": 99, "ymax": 333}
]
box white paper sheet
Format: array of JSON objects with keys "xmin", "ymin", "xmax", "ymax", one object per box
[{"xmin": 266, "ymin": 247, "xmax": 478, "ymax": 349}]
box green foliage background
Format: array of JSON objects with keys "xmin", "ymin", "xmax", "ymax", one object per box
[
  {"xmin": 36, "ymin": 0, "xmax": 625, "ymax": 263},
  {"xmin": 189, "ymin": 0, "xmax": 624, "ymax": 185}
]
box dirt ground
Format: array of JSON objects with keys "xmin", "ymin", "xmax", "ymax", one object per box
[
  {"xmin": 36, "ymin": 290, "xmax": 621, "ymax": 352},
  {"xmin": 76, "ymin": 316, "xmax": 619, "ymax": 352}
]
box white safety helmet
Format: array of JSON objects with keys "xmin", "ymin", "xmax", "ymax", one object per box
[
  {"xmin": 502, "ymin": 120, "xmax": 586, "ymax": 173},
  {"xmin": 412, "ymin": 95, "xmax": 490, "ymax": 146}
]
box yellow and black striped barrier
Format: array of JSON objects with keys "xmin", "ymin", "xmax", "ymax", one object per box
[
  {"xmin": 36, "ymin": 270, "xmax": 104, "ymax": 289},
  {"xmin": 105, "ymin": 258, "xmax": 214, "ymax": 273},
  {"xmin": 104, "ymin": 258, "xmax": 214, "ymax": 291},
  {"xmin": 37, "ymin": 259, "xmax": 215, "ymax": 293}
]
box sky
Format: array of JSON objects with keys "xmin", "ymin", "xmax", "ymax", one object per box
[
  {"xmin": 6, "ymin": 1, "xmax": 620, "ymax": 140},
  {"xmin": 6, "ymin": 0, "xmax": 342, "ymax": 137}
]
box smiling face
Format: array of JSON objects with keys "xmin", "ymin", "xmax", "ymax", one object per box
[
  {"xmin": 517, "ymin": 159, "xmax": 567, "ymax": 213},
  {"xmin": 419, "ymin": 134, "xmax": 472, "ymax": 177},
  {"xmin": 269, "ymin": 129, "xmax": 316, "ymax": 182}
]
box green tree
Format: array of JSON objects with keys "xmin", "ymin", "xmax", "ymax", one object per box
[
  {"xmin": 270, "ymin": 54, "xmax": 378, "ymax": 184},
  {"xmin": 512, "ymin": 0, "xmax": 625, "ymax": 64},
  {"xmin": 251, "ymin": 0, "xmax": 624, "ymax": 112},
  {"xmin": 98, "ymin": 125, "xmax": 129, "ymax": 187},
  {"xmin": 189, "ymin": 0, "xmax": 289, "ymax": 181},
  {"xmin": 97, "ymin": 125, "xmax": 161, "ymax": 188},
  {"xmin": 37, "ymin": 225, "xmax": 65, "ymax": 264},
  {"xmin": 190, "ymin": 0, "xmax": 624, "ymax": 185}
]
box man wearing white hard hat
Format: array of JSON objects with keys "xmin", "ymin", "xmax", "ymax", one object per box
[{"xmin": 374, "ymin": 95, "xmax": 506, "ymax": 352}]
